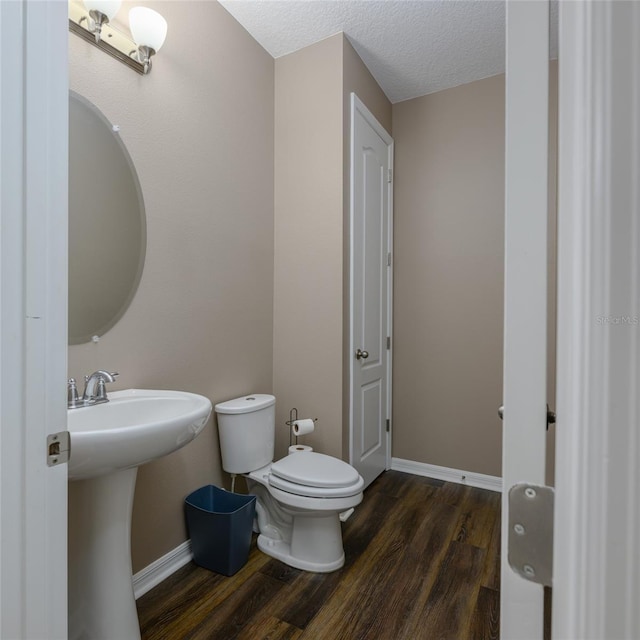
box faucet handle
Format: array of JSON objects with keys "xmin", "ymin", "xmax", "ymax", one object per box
[
  {"xmin": 94, "ymin": 371, "xmax": 119, "ymax": 401},
  {"xmin": 95, "ymin": 372, "xmax": 118, "ymax": 402},
  {"xmin": 67, "ymin": 378, "xmax": 79, "ymax": 408},
  {"xmin": 95, "ymin": 377, "xmax": 108, "ymax": 401}
]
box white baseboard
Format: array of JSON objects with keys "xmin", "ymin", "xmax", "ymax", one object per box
[
  {"xmin": 133, "ymin": 539, "xmax": 193, "ymax": 600},
  {"xmin": 391, "ymin": 457, "xmax": 502, "ymax": 493}
]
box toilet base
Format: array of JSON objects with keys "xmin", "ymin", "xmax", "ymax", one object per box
[
  {"xmin": 247, "ymin": 465, "xmax": 360, "ymax": 573},
  {"xmin": 256, "ymin": 505, "xmax": 347, "ymax": 573},
  {"xmin": 257, "ymin": 534, "xmax": 345, "ymax": 573}
]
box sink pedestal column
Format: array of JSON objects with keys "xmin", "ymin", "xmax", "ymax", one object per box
[{"xmin": 69, "ymin": 467, "xmax": 140, "ymax": 640}]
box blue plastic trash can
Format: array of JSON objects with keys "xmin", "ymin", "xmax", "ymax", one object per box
[{"xmin": 184, "ymin": 485, "xmax": 256, "ymax": 576}]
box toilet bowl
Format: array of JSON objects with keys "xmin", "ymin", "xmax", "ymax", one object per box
[{"xmin": 215, "ymin": 394, "xmax": 364, "ymax": 572}]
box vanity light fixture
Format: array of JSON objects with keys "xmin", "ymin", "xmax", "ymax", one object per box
[
  {"xmin": 81, "ymin": 0, "xmax": 122, "ymax": 44},
  {"xmin": 128, "ymin": 7, "xmax": 168, "ymax": 74},
  {"xmin": 68, "ymin": 0, "xmax": 167, "ymax": 75}
]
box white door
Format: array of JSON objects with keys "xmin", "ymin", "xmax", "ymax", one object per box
[
  {"xmin": 349, "ymin": 94, "xmax": 393, "ymax": 489},
  {"xmin": 501, "ymin": 1, "xmax": 549, "ymax": 638},
  {"xmin": 0, "ymin": 1, "xmax": 68, "ymax": 638}
]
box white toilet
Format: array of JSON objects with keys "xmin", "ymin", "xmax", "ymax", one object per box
[{"xmin": 214, "ymin": 394, "xmax": 364, "ymax": 572}]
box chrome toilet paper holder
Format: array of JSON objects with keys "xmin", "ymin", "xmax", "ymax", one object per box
[{"xmin": 285, "ymin": 407, "xmax": 318, "ymax": 447}]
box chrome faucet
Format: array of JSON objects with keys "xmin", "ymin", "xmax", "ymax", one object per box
[
  {"xmin": 83, "ymin": 370, "xmax": 118, "ymax": 402},
  {"xmin": 68, "ymin": 370, "xmax": 119, "ymax": 409}
]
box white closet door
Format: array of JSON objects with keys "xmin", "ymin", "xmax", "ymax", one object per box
[{"xmin": 350, "ymin": 94, "xmax": 393, "ymax": 488}]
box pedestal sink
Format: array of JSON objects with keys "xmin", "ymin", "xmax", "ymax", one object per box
[{"xmin": 67, "ymin": 389, "xmax": 212, "ymax": 640}]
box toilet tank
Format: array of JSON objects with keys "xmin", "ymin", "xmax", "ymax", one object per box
[{"xmin": 214, "ymin": 394, "xmax": 275, "ymax": 474}]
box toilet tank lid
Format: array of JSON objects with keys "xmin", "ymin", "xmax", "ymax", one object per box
[{"xmin": 214, "ymin": 394, "xmax": 275, "ymax": 415}]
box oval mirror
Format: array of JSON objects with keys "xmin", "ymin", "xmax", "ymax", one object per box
[{"xmin": 69, "ymin": 92, "xmax": 146, "ymax": 345}]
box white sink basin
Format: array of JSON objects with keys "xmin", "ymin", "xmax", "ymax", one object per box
[
  {"xmin": 67, "ymin": 388, "xmax": 212, "ymax": 640},
  {"xmin": 67, "ymin": 388, "xmax": 212, "ymax": 480}
]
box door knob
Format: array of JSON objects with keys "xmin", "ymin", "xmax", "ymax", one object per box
[{"xmin": 355, "ymin": 349, "xmax": 369, "ymax": 360}]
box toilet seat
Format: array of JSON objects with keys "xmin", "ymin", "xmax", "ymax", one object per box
[
  {"xmin": 268, "ymin": 452, "xmax": 364, "ymax": 498},
  {"xmin": 266, "ymin": 483, "xmax": 363, "ymax": 513},
  {"xmin": 271, "ymin": 452, "xmax": 360, "ymax": 488},
  {"xmin": 269, "ymin": 473, "xmax": 364, "ymax": 498},
  {"xmin": 248, "ymin": 465, "xmax": 364, "ymax": 513}
]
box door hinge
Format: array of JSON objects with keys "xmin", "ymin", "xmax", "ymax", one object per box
[
  {"xmin": 508, "ymin": 483, "xmax": 554, "ymax": 586},
  {"xmin": 47, "ymin": 431, "xmax": 70, "ymax": 467},
  {"xmin": 387, "ymin": 168, "xmax": 393, "ymax": 183},
  {"xmin": 498, "ymin": 403, "xmax": 556, "ymax": 430},
  {"xmin": 546, "ymin": 404, "xmax": 556, "ymax": 430},
  {"xmin": 386, "ymin": 418, "xmax": 390, "ymax": 432},
  {"xmin": 387, "ymin": 252, "xmax": 392, "ymax": 267},
  {"xmin": 386, "ymin": 336, "xmax": 391, "ymax": 350}
]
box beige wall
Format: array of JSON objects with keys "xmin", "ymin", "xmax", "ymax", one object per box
[
  {"xmin": 392, "ymin": 75, "xmax": 506, "ymax": 476},
  {"xmin": 68, "ymin": 0, "xmax": 274, "ymax": 572},
  {"xmin": 343, "ymin": 38, "xmax": 392, "ymax": 133},
  {"xmin": 392, "ymin": 69, "xmax": 558, "ymax": 477},
  {"xmin": 273, "ymin": 34, "xmax": 391, "ymax": 461},
  {"xmin": 273, "ymin": 34, "xmax": 344, "ymax": 460}
]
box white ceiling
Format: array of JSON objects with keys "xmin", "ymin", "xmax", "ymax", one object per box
[{"xmin": 219, "ymin": 0, "xmax": 558, "ymax": 104}]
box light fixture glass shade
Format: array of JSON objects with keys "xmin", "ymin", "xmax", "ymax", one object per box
[
  {"xmin": 83, "ymin": 0, "xmax": 122, "ymax": 21},
  {"xmin": 129, "ymin": 7, "xmax": 168, "ymax": 52}
]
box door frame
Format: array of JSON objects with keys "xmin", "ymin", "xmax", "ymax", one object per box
[
  {"xmin": 501, "ymin": 2, "xmax": 549, "ymax": 637},
  {"xmin": 0, "ymin": 1, "xmax": 68, "ymax": 637},
  {"xmin": 348, "ymin": 93, "xmax": 394, "ymax": 474},
  {"xmin": 553, "ymin": 1, "xmax": 640, "ymax": 637}
]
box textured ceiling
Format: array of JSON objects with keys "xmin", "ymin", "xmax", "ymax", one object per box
[{"xmin": 219, "ymin": 0, "xmax": 558, "ymax": 104}]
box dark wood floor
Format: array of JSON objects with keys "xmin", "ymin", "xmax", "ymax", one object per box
[{"xmin": 137, "ymin": 471, "xmax": 501, "ymax": 640}]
